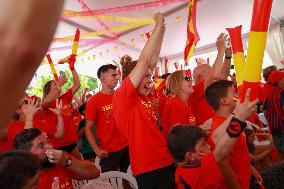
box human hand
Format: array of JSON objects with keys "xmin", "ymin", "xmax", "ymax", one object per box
[
  {"xmin": 95, "ymin": 148, "xmax": 108, "ymax": 159},
  {"xmin": 216, "ymin": 33, "xmax": 228, "ymax": 53},
  {"xmin": 154, "ymin": 12, "xmax": 165, "ymax": 27},
  {"xmin": 48, "ymin": 99, "xmax": 62, "ymax": 116},
  {"xmin": 58, "ymin": 71, "xmax": 67, "ymax": 87},
  {"xmin": 46, "ymin": 149, "xmax": 66, "ymax": 165},
  {"xmin": 23, "ymin": 98, "xmax": 41, "ymax": 120},
  {"xmin": 233, "ymin": 89, "xmax": 258, "ymax": 121}
]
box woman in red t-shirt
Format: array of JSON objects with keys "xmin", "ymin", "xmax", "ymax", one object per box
[
  {"xmin": 42, "ymin": 68, "xmax": 81, "ymax": 159},
  {"xmin": 7, "ymin": 97, "xmax": 64, "ymax": 149},
  {"xmin": 161, "ymin": 70, "xmax": 196, "ymax": 137}
]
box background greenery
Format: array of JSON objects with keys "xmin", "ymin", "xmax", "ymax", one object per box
[{"xmin": 26, "ymin": 71, "xmax": 98, "ymax": 98}]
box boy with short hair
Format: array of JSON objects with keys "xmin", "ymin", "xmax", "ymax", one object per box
[{"xmin": 167, "ymin": 89, "xmax": 258, "ymax": 189}]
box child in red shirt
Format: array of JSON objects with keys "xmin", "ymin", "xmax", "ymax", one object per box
[
  {"xmin": 205, "ymin": 80, "xmax": 261, "ymax": 188},
  {"xmin": 113, "ymin": 13, "xmax": 175, "ymax": 189},
  {"xmin": 167, "ymin": 89, "xmax": 258, "ymax": 189}
]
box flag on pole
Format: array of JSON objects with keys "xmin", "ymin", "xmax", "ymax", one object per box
[{"xmin": 184, "ymin": 0, "xmax": 199, "ymax": 66}]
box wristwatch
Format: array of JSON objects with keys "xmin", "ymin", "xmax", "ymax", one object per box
[{"xmin": 64, "ymin": 157, "xmax": 72, "ymax": 168}]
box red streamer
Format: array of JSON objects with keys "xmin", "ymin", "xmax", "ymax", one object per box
[{"xmin": 63, "ymin": 0, "xmax": 187, "ymax": 18}]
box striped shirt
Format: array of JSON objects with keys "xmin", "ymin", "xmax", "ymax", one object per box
[{"xmin": 263, "ymin": 88, "xmax": 284, "ymax": 134}]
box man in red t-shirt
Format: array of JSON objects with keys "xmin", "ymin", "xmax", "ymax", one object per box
[
  {"xmin": 113, "ymin": 13, "xmax": 175, "ymax": 189},
  {"xmin": 205, "ymin": 80, "xmax": 261, "ymax": 189},
  {"xmin": 85, "ymin": 64, "xmax": 129, "ymax": 175},
  {"xmin": 189, "ymin": 36, "xmax": 232, "ymax": 126},
  {"xmin": 13, "ymin": 128, "xmax": 100, "ymax": 189}
]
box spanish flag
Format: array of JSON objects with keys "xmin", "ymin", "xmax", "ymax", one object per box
[{"xmin": 184, "ymin": 0, "xmax": 199, "ymax": 66}]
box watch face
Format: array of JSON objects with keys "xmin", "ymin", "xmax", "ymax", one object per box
[{"xmin": 66, "ymin": 158, "xmax": 72, "ymax": 167}]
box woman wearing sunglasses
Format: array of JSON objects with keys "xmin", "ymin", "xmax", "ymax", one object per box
[{"xmin": 161, "ymin": 70, "xmax": 196, "ymax": 137}]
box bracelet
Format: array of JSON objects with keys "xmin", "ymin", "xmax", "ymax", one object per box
[
  {"xmin": 226, "ymin": 117, "xmax": 246, "ymax": 138},
  {"xmin": 26, "ymin": 120, "xmax": 33, "ymax": 122},
  {"xmin": 225, "ymin": 56, "xmax": 232, "ymax": 59}
]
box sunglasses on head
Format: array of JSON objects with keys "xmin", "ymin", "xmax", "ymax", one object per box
[{"xmin": 184, "ymin": 75, "xmax": 192, "ymax": 82}]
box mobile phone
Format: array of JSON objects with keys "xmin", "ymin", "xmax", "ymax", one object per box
[{"xmin": 225, "ymin": 39, "xmax": 231, "ymax": 49}]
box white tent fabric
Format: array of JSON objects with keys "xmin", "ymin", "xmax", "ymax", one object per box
[
  {"xmin": 266, "ymin": 25, "xmax": 284, "ymax": 69},
  {"xmin": 36, "ymin": 0, "xmax": 284, "ymax": 78}
]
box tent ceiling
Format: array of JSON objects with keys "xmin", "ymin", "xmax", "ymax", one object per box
[{"xmin": 48, "ymin": 0, "xmax": 284, "ymax": 70}]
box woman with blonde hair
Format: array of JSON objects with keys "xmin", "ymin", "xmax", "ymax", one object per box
[{"xmin": 161, "ymin": 70, "xmax": 196, "ymax": 137}]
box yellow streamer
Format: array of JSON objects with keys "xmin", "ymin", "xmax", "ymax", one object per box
[
  {"xmin": 54, "ymin": 22, "xmax": 153, "ymax": 42},
  {"xmin": 243, "ymin": 32, "xmax": 267, "ymax": 82}
]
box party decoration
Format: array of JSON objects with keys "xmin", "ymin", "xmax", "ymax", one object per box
[
  {"xmin": 131, "ymin": 38, "xmax": 136, "ymax": 46},
  {"xmin": 62, "ymin": 0, "xmax": 187, "ymax": 18},
  {"xmin": 227, "ymin": 25, "xmax": 245, "ymax": 86},
  {"xmin": 184, "ymin": 0, "xmax": 199, "ymax": 66},
  {"xmin": 54, "ymin": 22, "xmax": 153, "ymax": 42},
  {"xmin": 241, "ymin": 0, "xmax": 273, "ymax": 101},
  {"xmin": 46, "ymin": 54, "xmax": 59, "ymax": 81},
  {"xmin": 176, "ymin": 16, "xmax": 181, "ymax": 23},
  {"xmin": 58, "ymin": 28, "xmax": 80, "ymax": 71}
]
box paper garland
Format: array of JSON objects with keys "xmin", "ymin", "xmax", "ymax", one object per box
[{"xmin": 62, "ymin": 0, "xmax": 187, "ymax": 18}]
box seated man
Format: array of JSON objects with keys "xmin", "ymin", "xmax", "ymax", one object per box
[
  {"xmin": 0, "ymin": 151, "xmax": 40, "ymax": 189},
  {"xmin": 167, "ymin": 89, "xmax": 258, "ymax": 189},
  {"xmin": 13, "ymin": 128, "xmax": 100, "ymax": 189}
]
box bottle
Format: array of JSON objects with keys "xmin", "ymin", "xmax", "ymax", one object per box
[{"xmin": 51, "ymin": 177, "xmax": 60, "ymax": 189}]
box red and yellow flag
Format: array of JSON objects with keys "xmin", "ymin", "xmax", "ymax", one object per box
[{"xmin": 184, "ymin": 0, "xmax": 199, "ymax": 66}]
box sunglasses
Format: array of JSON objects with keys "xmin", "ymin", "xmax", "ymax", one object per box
[{"xmin": 184, "ymin": 75, "xmax": 192, "ymax": 82}]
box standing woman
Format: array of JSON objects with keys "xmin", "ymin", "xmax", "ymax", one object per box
[
  {"xmin": 42, "ymin": 65, "xmax": 81, "ymax": 159},
  {"xmin": 113, "ymin": 13, "xmax": 175, "ymax": 189}
]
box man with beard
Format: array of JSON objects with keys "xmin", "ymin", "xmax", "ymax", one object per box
[{"xmin": 13, "ymin": 128, "xmax": 100, "ymax": 189}]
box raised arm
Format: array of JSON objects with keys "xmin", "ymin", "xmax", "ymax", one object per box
[
  {"xmin": 0, "ymin": 0, "xmax": 64, "ymax": 129},
  {"xmin": 48, "ymin": 100, "xmax": 64, "ymax": 138},
  {"xmin": 221, "ymin": 48, "xmax": 232, "ymax": 79},
  {"xmin": 129, "ymin": 13, "xmax": 165, "ymax": 87},
  {"xmin": 47, "ymin": 149, "xmax": 100, "ymax": 180},
  {"xmin": 204, "ymin": 33, "xmax": 226, "ymax": 89},
  {"xmin": 71, "ymin": 69, "xmax": 81, "ymax": 95}
]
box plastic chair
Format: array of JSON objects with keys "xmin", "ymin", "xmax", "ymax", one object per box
[
  {"xmin": 72, "ymin": 179, "xmax": 89, "ymax": 189},
  {"xmin": 97, "ymin": 171, "xmax": 138, "ymax": 189},
  {"xmin": 81, "ymin": 180, "xmax": 112, "ymax": 189}
]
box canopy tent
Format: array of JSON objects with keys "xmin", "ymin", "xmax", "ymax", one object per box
[{"xmin": 37, "ymin": 0, "xmax": 284, "ymax": 79}]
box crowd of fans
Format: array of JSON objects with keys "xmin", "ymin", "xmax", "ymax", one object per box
[{"xmin": 0, "ymin": 1, "xmax": 283, "ymax": 189}]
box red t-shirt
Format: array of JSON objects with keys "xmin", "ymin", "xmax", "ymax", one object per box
[
  {"xmin": 37, "ymin": 165, "xmax": 80, "ymax": 189},
  {"xmin": 43, "ymin": 89, "xmax": 78, "ymax": 148},
  {"xmin": 113, "ymin": 77, "xmax": 173, "ymax": 176},
  {"xmin": 7, "ymin": 120, "xmax": 56, "ymax": 149},
  {"xmin": 210, "ymin": 114, "xmax": 251, "ymax": 189},
  {"xmin": 85, "ymin": 92, "xmax": 127, "ymax": 152},
  {"xmin": 175, "ymin": 152, "xmax": 223, "ymax": 189},
  {"xmin": 262, "ymin": 83, "xmax": 275, "ymax": 101},
  {"xmin": 161, "ymin": 96, "xmax": 196, "ymax": 137},
  {"xmin": 189, "ymin": 81, "xmax": 214, "ymax": 125},
  {"xmin": 0, "ymin": 140, "xmax": 8, "ymax": 152}
]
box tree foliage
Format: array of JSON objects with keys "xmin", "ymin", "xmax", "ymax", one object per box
[{"xmin": 26, "ymin": 71, "xmax": 98, "ymax": 98}]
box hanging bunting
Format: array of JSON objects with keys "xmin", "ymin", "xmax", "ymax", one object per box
[
  {"xmin": 176, "ymin": 16, "xmax": 181, "ymax": 23},
  {"xmin": 140, "ymin": 34, "xmax": 146, "ymax": 42},
  {"xmin": 62, "ymin": 0, "xmax": 188, "ymax": 18},
  {"xmin": 130, "ymin": 38, "xmax": 136, "ymax": 46}
]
